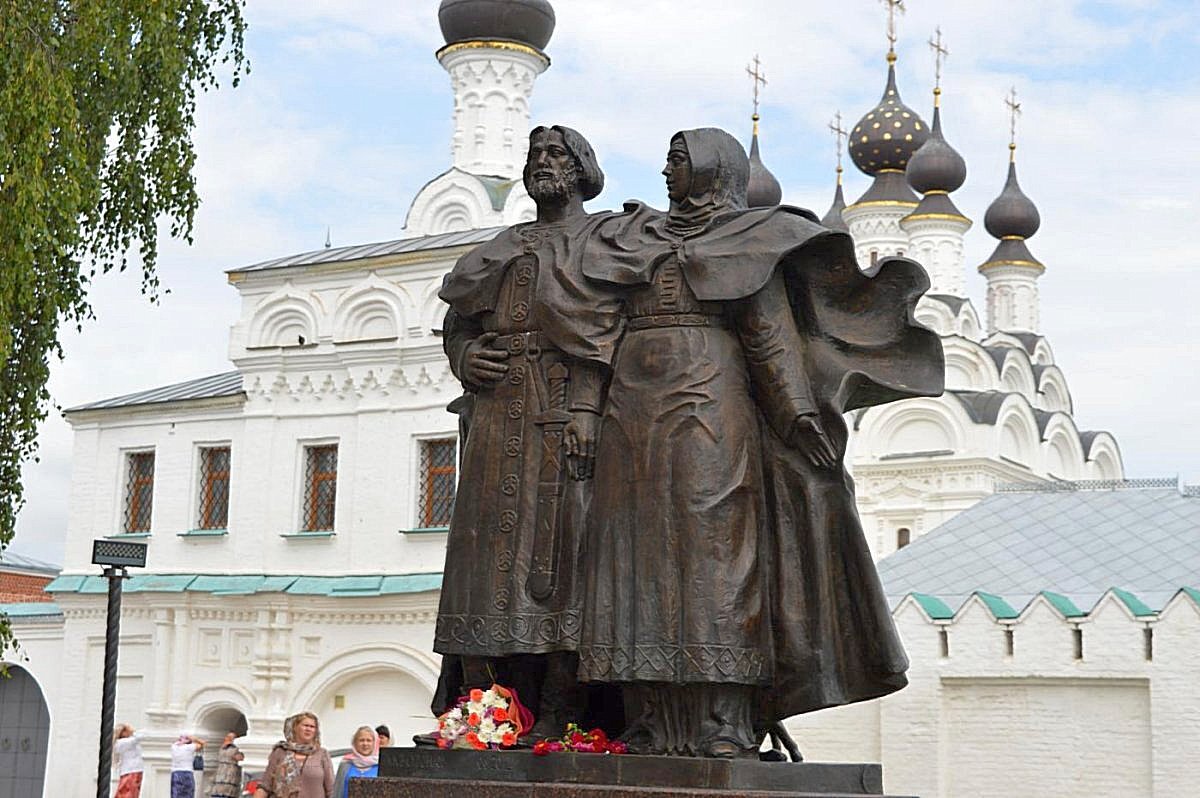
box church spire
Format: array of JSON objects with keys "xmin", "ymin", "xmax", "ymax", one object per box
[
  {"xmin": 821, "ymin": 112, "xmax": 849, "ymax": 231},
  {"xmin": 980, "ymin": 88, "xmax": 1044, "ymax": 334},
  {"xmin": 744, "ymin": 55, "xmax": 782, "ymax": 208}
]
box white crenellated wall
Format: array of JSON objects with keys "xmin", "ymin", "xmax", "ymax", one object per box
[{"xmin": 786, "ymin": 589, "xmax": 1200, "ymax": 798}]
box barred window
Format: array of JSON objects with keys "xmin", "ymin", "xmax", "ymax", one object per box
[
  {"xmin": 302, "ymin": 444, "xmax": 338, "ymax": 531},
  {"xmin": 420, "ymin": 438, "xmax": 457, "ymax": 528},
  {"xmin": 197, "ymin": 446, "xmax": 231, "ymax": 530},
  {"xmin": 123, "ymin": 451, "xmax": 155, "ymax": 533}
]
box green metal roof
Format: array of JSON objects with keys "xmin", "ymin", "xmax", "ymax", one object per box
[
  {"xmin": 0, "ymin": 602, "xmax": 62, "ymax": 619},
  {"xmin": 46, "ymin": 573, "xmax": 442, "ymax": 597},
  {"xmin": 1037, "ymin": 591, "xmax": 1085, "ymax": 618},
  {"xmin": 974, "ymin": 591, "xmax": 1020, "ymax": 620},
  {"xmin": 909, "ymin": 593, "xmax": 955, "ymax": 620},
  {"xmin": 1110, "ymin": 587, "xmax": 1156, "ymax": 618}
]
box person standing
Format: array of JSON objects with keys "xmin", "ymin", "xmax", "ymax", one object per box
[
  {"xmin": 373, "ymin": 725, "xmax": 390, "ymax": 749},
  {"xmin": 435, "ymin": 125, "xmax": 624, "ymax": 736},
  {"xmin": 332, "ymin": 727, "xmax": 378, "ymax": 798},
  {"xmin": 253, "ymin": 712, "xmax": 334, "ymax": 798},
  {"xmin": 113, "ymin": 724, "xmax": 145, "ymax": 798},
  {"xmin": 208, "ymin": 732, "xmax": 244, "ymax": 798},
  {"xmin": 169, "ymin": 734, "xmax": 205, "ymax": 798}
]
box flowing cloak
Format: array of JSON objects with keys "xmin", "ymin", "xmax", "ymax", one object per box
[
  {"xmin": 432, "ymin": 213, "xmax": 625, "ymax": 714},
  {"xmin": 581, "ymin": 201, "xmax": 944, "ymax": 721}
]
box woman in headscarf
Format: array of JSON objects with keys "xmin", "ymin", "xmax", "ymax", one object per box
[
  {"xmin": 207, "ymin": 732, "xmax": 244, "ymax": 798},
  {"xmin": 169, "ymin": 733, "xmax": 205, "ymax": 798},
  {"xmin": 253, "ymin": 713, "xmax": 334, "ymax": 798},
  {"xmin": 332, "ymin": 726, "xmax": 379, "ymax": 798},
  {"xmin": 576, "ymin": 129, "xmax": 943, "ymax": 758}
]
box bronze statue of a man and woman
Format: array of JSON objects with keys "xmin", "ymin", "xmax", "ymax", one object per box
[{"xmin": 431, "ymin": 124, "xmax": 944, "ymax": 759}]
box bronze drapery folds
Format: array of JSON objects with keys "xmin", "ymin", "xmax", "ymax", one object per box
[{"xmin": 433, "ymin": 126, "xmax": 943, "ymax": 758}]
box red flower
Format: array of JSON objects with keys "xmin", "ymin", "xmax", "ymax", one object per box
[
  {"xmin": 436, "ymin": 738, "xmax": 450, "ymax": 750},
  {"xmin": 569, "ymin": 731, "xmax": 586, "ymax": 745},
  {"xmin": 606, "ymin": 740, "xmax": 628, "ymax": 754},
  {"xmin": 469, "ymin": 689, "xmax": 485, "ymax": 703},
  {"xmin": 492, "ymin": 707, "xmax": 509, "ymax": 723},
  {"xmin": 546, "ymin": 741, "xmax": 564, "ymax": 752},
  {"xmin": 501, "ymin": 731, "xmax": 517, "ymax": 747},
  {"xmin": 465, "ymin": 731, "xmax": 485, "ymax": 750},
  {"xmin": 533, "ymin": 740, "xmax": 550, "ymax": 756},
  {"xmin": 589, "ymin": 728, "xmax": 608, "ymax": 744},
  {"xmin": 467, "ymin": 713, "xmax": 481, "ymax": 727}
]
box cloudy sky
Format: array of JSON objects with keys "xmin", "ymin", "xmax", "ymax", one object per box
[{"xmin": 11, "ymin": 0, "xmax": 1199, "ymax": 564}]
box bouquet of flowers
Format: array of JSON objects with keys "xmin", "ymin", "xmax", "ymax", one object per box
[
  {"xmin": 532, "ymin": 723, "xmax": 628, "ymax": 756},
  {"xmin": 433, "ymin": 684, "xmax": 533, "ymax": 750}
]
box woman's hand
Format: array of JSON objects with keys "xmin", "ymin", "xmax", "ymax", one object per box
[
  {"xmin": 463, "ymin": 332, "xmax": 509, "ymax": 385},
  {"xmin": 787, "ymin": 414, "xmax": 837, "ymax": 469},
  {"xmin": 564, "ymin": 410, "xmax": 600, "ymax": 480}
]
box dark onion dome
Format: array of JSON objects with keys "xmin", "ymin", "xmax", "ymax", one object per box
[
  {"xmin": 903, "ymin": 95, "xmax": 969, "ymax": 224},
  {"xmin": 848, "ymin": 54, "xmax": 930, "ymax": 177},
  {"xmin": 439, "ymin": 0, "xmax": 556, "ymax": 52},
  {"xmin": 906, "ymin": 100, "xmax": 966, "ymax": 194},
  {"xmin": 746, "ymin": 115, "xmax": 782, "ymax": 208},
  {"xmin": 984, "ymin": 148, "xmax": 1040, "ymax": 239},
  {"xmin": 821, "ymin": 171, "xmax": 849, "ymax": 231},
  {"xmin": 980, "ymin": 147, "xmax": 1043, "ymax": 272}
]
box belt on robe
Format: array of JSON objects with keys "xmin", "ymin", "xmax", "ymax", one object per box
[
  {"xmin": 490, "ymin": 330, "xmax": 550, "ymax": 356},
  {"xmin": 627, "ymin": 313, "xmax": 728, "ymax": 330}
]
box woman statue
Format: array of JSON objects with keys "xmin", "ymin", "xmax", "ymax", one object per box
[
  {"xmin": 254, "ymin": 713, "xmax": 334, "ymax": 798},
  {"xmin": 576, "ymin": 128, "xmax": 943, "ymax": 758}
]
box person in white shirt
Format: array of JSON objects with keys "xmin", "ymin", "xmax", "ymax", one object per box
[
  {"xmin": 113, "ymin": 724, "xmax": 145, "ymax": 798},
  {"xmin": 170, "ymin": 733, "xmax": 206, "ymax": 798}
]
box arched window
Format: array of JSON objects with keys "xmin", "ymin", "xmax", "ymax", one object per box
[{"xmin": 897, "ymin": 527, "xmax": 911, "ymax": 549}]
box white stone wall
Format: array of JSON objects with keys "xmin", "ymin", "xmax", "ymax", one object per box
[
  {"xmin": 983, "ymin": 262, "xmax": 1043, "ymax": 335},
  {"xmin": 899, "ymin": 215, "xmax": 971, "ymax": 297},
  {"xmin": 786, "ymin": 590, "xmax": 1200, "ymax": 798},
  {"xmin": 22, "ymin": 591, "xmax": 440, "ymax": 797},
  {"xmin": 842, "ymin": 203, "xmax": 914, "ymax": 266}
]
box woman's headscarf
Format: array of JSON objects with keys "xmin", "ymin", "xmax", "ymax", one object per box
[
  {"xmin": 267, "ymin": 712, "xmax": 322, "ymax": 798},
  {"xmin": 665, "ymin": 128, "xmax": 750, "ymax": 237},
  {"xmin": 342, "ymin": 726, "xmax": 379, "ymax": 769}
]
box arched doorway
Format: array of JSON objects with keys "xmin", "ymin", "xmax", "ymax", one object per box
[
  {"xmin": 0, "ymin": 665, "xmax": 51, "ymax": 798},
  {"xmin": 314, "ymin": 669, "xmax": 434, "ymax": 752}
]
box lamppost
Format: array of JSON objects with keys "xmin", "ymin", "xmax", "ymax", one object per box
[{"xmin": 91, "ymin": 539, "xmax": 147, "ymax": 798}]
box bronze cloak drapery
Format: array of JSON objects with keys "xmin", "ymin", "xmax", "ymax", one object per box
[{"xmin": 580, "ymin": 200, "xmax": 944, "ymax": 721}]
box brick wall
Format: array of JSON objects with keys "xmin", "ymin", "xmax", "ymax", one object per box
[{"xmin": 0, "ymin": 571, "xmax": 54, "ymax": 602}]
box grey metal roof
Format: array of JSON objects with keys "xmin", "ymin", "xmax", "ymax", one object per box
[
  {"xmin": 877, "ymin": 480, "xmax": 1200, "ymax": 614},
  {"xmin": 1, "ymin": 549, "xmax": 60, "ymax": 575},
  {"xmin": 231, "ymin": 226, "xmax": 502, "ymax": 274},
  {"xmin": 924, "ymin": 294, "xmax": 969, "ymax": 316},
  {"xmin": 67, "ymin": 371, "xmax": 244, "ymax": 413}
]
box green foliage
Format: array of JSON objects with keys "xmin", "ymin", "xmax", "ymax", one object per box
[{"xmin": 0, "ymin": 0, "xmax": 246, "ymax": 656}]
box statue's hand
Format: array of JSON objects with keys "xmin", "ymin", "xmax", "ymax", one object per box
[
  {"xmin": 787, "ymin": 414, "xmax": 838, "ymax": 469},
  {"xmin": 464, "ymin": 332, "xmax": 509, "ymax": 385},
  {"xmin": 564, "ymin": 410, "xmax": 600, "ymax": 480}
]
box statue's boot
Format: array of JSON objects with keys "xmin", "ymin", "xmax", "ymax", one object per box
[{"xmin": 529, "ymin": 652, "xmax": 582, "ymax": 739}]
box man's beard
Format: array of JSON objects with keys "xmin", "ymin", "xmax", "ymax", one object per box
[{"xmin": 527, "ymin": 164, "xmax": 579, "ymax": 206}]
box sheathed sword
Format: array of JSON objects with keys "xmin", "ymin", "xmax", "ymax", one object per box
[{"xmin": 528, "ymin": 360, "xmax": 570, "ymax": 601}]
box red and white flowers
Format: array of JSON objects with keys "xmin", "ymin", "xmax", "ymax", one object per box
[{"xmin": 433, "ymin": 684, "xmax": 529, "ymax": 750}]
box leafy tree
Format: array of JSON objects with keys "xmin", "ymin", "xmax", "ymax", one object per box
[{"xmin": 0, "ymin": 0, "xmax": 246, "ymax": 657}]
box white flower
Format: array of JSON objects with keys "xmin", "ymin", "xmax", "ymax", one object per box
[
  {"xmin": 465, "ymin": 700, "xmax": 484, "ymax": 716},
  {"xmin": 481, "ymin": 689, "xmax": 499, "ymax": 707},
  {"xmin": 445, "ymin": 707, "xmax": 463, "ymax": 721}
]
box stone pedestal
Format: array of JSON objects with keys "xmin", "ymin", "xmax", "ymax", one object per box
[{"xmin": 349, "ymin": 748, "xmax": 915, "ymax": 797}]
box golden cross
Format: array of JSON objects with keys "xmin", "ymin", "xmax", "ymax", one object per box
[
  {"xmin": 929, "ymin": 26, "xmax": 949, "ymax": 91},
  {"xmin": 746, "ymin": 54, "xmax": 767, "ymax": 118},
  {"xmin": 881, "ymin": 0, "xmax": 906, "ymax": 52},
  {"xmin": 1005, "ymin": 86, "xmax": 1022, "ymax": 154},
  {"xmin": 828, "ymin": 111, "xmax": 847, "ymax": 177}
]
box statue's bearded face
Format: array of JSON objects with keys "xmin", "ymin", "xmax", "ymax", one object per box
[{"xmin": 526, "ymin": 130, "xmax": 579, "ymax": 205}]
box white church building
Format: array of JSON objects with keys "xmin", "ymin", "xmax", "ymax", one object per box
[{"xmin": 7, "ymin": 2, "xmax": 1195, "ymax": 798}]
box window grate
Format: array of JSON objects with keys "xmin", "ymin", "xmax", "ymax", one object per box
[
  {"xmin": 420, "ymin": 438, "xmax": 457, "ymax": 528},
  {"xmin": 197, "ymin": 446, "xmax": 231, "ymax": 529},
  {"xmin": 303, "ymin": 445, "xmax": 338, "ymax": 531},
  {"xmin": 124, "ymin": 452, "xmax": 155, "ymax": 533}
]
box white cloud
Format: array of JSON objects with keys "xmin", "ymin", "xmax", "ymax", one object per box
[{"xmin": 11, "ymin": 0, "xmax": 1200, "ymax": 563}]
